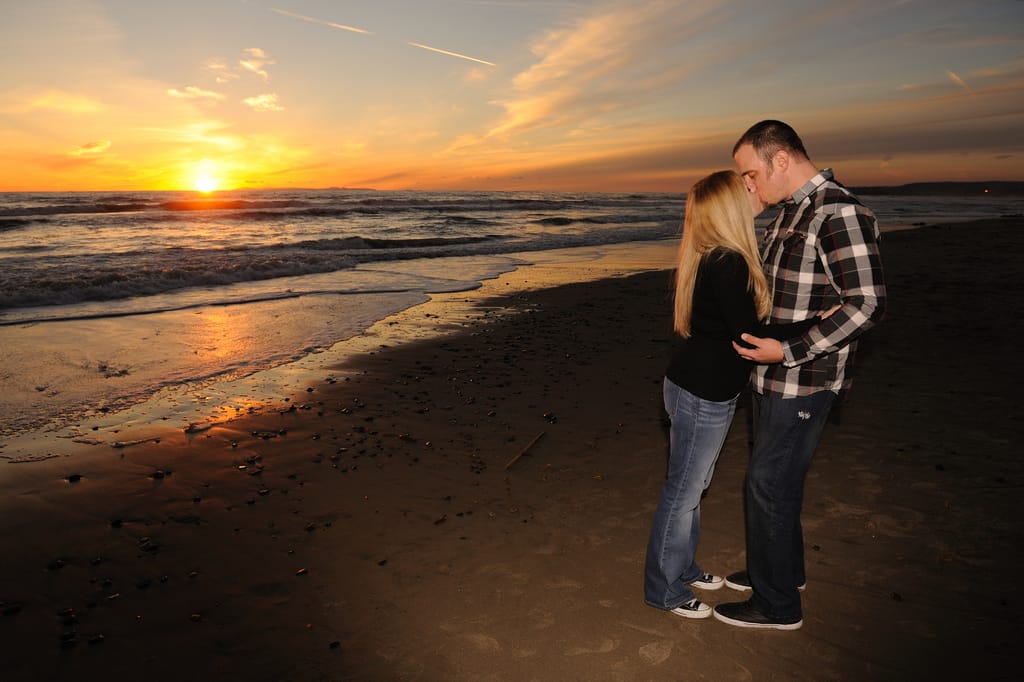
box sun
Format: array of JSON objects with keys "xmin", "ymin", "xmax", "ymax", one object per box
[
  {"xmin": 191, "ymin": 159, "xmax": 223, "ymax": 193},
  {"xmin": 194, "ymin": 175, "xmax": 219, "ymax": 193}
]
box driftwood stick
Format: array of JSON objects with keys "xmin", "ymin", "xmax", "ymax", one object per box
[{"xmin": 505, "ymin": 431, "xmax": 545, "ymax": 471}]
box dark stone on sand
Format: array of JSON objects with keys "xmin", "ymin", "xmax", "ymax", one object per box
[
  {"xmin": 66, "ymin": 474, "xmax": 82, "ymax": 484},
  {"xmin": 138, "ymin": 537, "xmax": 160, "ymax": 554},
  {"xmin": 330, "ymin": 640, "xmax": 341, "ymax": 650}
]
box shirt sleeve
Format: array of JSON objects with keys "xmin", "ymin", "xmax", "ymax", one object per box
[{"xmin": 781, "ymin": 205, "xmax": 887, "ymax": 366}]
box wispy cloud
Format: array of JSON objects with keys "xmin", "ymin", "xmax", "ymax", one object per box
[
  {"xmin": 946, "ymin": 70, "xmax": 974, "ymax": 94},
  {"xmin": 205, "ymin": 59, "xmax": 239, "ymax": 84},
  {"xmin": 167, "ymin": 86, "xmax": 226, "ymax": 101},
  {"xmin": 240, "ymin": 48, "xmax": 275, "ymax": 81},
  {"xmin": 68, "ymin": 140, "xmax": 111, "ymax": 156},
  {"xmin": 244, "ymin": 93, "xmax": 284, "ymax": 112},
  {"xmin": 136, "ymin": 121, "xmax": 243, "ymax": 149},
  {"xmin": 474, "ymin": 1, "xmax": 723, "ymax": 143},
  {"xmin": 18, "ymin": 90, "xmax": 104, "ymax": 114},
  {"xmin": 270, "ymin": 7, "xmax": 371, "ymax": 34}
]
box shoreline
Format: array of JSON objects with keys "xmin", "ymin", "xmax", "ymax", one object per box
[
  {"xmin": 0, "ymin": 217, "xmax": 984, "ymax": 452},
  {"xmin": 1, "ymin": 218, "xmax": 1021, "ymax": 680},
  {"xmin": 0, "ymin": 239, "xmax": 677, "ymax": 464}
]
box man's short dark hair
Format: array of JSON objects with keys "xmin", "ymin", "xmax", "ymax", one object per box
[{"xmin": 733, "ymin": 120, "xmax": 809, "ymax": 165}]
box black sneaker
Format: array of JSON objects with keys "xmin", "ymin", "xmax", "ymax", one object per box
[
  {"xmin": 689, "ymin": 572, "xmax": 724, "ymax": 590},
  {"xmin": 670, "ymin": 598, "xmax": 712, "ymax": 619},
  {"xmin": 724, "ymin": 570, "xmax": 806, "ymax": 592},
  {"xmin": 713, "ymin": 600, "xmax": 802, "ymax": 630}
]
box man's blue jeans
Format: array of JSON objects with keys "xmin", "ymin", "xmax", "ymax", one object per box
[
  {"xmin": 746, "ymin": 390, "xmax": 836, "ymax": 620},
  {"xmin": 644, "ymin": 378, "xmax": 737, "ymax": 609}
]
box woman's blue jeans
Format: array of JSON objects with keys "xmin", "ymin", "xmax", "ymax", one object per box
[
  {"xmin": 644, "ymin": 378, "xmax": 737, "ymax": 609},
  {"xmin": 745, "ymin": 390, "xmax": 836, "ymax": 620}
]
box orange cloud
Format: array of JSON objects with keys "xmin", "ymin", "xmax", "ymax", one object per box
[
  {"xmin": 8, "ymin": 90, "xmax": 104, "ymax": 114},
  {"xmin": 477, "ymin": 2, "xmax": 719, "ymax": 143},
  {"xmin": 69, "ymin": 140, "xmax": 112, "ymax": 156}
]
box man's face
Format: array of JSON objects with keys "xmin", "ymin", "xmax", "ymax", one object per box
[{"xmin": 734, "ymin": 143, "xmax": 786, "ymax": 207}]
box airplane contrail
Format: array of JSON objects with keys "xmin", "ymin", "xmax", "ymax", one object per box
[
  {"xmin": 407, "ymin": 42, "xmax": 496, "ymax": 66},
  {"xmin": 271, "ymin": 7, "xmax": 371, "ymax": 34},
  {"xmin": 271, "ymin": 7, "xmax": 494, "ymax": 66}
]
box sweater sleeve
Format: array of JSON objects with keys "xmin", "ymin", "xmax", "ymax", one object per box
[
  {"xmin": 762, "ymin": 316, "xmax": 822, "ymax": 341},
  {"xmin": 706, "ymin": 251, "xmax": 762, "ymax": 343},
  {"xmin": 709, "ymin": 250, "xmax": 822, "ymax": 348}
]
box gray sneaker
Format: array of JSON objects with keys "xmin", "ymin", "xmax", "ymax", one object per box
[
  {"xmin": 670, "ymin": 598, "xmax": 712, "ymax": 619},
  {"xmin": 725, "ymin": 570, "xmax": 806, "ymax": 592}
]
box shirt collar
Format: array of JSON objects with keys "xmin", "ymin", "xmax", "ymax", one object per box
[{"xmin": 782, "ymin": 168, "xmax": 834, "ymax": 206}]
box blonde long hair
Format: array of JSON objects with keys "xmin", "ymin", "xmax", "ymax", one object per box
[{"xmin": 673, "ymin": 170, "xmax": 771, "ymax": 337}]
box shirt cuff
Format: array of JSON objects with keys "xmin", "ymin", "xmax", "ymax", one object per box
[{"xmin": 782, "ymin": 338, "xmax": 805, "ymax": 367}]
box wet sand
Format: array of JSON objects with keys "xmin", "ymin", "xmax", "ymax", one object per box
[{"xmin": 0, "ymin": 219, "xmax": 1021, "ymax": 681}]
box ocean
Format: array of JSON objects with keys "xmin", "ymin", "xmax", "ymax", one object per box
[{"xmin": 1, "ymin": 188, "xmax": 1021, "ymax": 449}]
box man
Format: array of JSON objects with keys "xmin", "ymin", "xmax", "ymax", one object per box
[{"xmin": 714, "ymin": 120, "xmax": 886, "ymax": 630}]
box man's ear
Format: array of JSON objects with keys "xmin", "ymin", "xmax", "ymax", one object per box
[{"xmin": 773, "ymin": 149, "xmax": 790, "ymax": 173}]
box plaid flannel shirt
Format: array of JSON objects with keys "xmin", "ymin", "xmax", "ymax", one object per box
[{"xmin": 753, "ymin": 169, "xmax": 886, "ymax": 398}]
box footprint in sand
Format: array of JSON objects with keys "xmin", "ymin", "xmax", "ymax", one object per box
[
  {"xmin": 565, "ymin": 638, "xmax": 618, "ymax": 656},
  {"xmin": 461, "ymin": 633, "xmax": 501, "ymax": 653},
  {"xmin": 638, "ymin": 640, "xmax": 674, "ymax": 665},
  {"xmin": 544, "ymin": 576, "xmax": 584, "ymax": 590}
]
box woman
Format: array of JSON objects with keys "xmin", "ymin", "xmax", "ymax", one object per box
[{"xmin": 643, "ymin": 170, "xmax": 820, "ymax": 619}]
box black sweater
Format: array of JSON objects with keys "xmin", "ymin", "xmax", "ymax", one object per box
[{"xmin": 665, "ymin": 249, "xmax": 818, "ymax": 401}]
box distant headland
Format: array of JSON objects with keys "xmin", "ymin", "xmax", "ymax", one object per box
[{"xmin": 851, "ymin": 181, "xmax": 1024, "ymax": 197}]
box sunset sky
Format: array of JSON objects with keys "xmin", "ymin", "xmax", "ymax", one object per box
[{"xmin": 1, "ymin": 0, "xmax": 1022, "ymax": 192}]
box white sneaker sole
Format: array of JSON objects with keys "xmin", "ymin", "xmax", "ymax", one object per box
[
  {"xmin": 690, "ymin": 579, "xmax": 724, "ymax": 591},
  {"xmin": 712, "ymin": 609, "xmax": 802, "ymax": 630},
  {"xmin": 724, "ymin": 578, "xmax": 806, "ymax": 592}
]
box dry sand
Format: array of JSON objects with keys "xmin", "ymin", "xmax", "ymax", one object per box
[{"xmin": 0, "ymin": 219, "xmax": 1021, "ymax": 681}]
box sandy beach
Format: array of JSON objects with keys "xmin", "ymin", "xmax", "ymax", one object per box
[{"xmin": 1, "ymin": 218, "xmax": 1021, "ymax": 681}]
